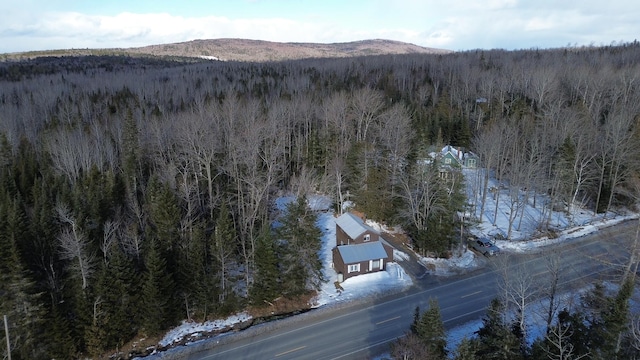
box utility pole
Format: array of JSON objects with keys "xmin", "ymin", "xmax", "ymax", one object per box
[{"xmin": 3, "ymin": 315, "xmax": 10, "ymax": 360}]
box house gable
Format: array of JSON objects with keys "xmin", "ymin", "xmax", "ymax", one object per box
[
  {"xmin": 463, "ymin": 153, "xmax": 478, "ymax": 168},
  {"xmin": 335, "ymin": 212, "xmax": 380, "ymax": 245},
  {"xmin": 438, "ymin": 145, "xmax": 479, "ymax": 169},
  {"xmin": 440, "ymin": 145, "xmax": 462, "ymax": 167}
]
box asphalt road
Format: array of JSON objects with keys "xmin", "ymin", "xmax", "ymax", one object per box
[{"xmin": 181, "ymin": 219, "xmax": 638, "ymax": 360}]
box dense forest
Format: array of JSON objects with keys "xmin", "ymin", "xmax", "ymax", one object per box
[{"xmin": 1, "ymin": 42, "xmax": 640, "ymax": 359}]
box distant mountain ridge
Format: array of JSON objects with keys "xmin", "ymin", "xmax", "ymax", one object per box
[
  {"xmin": 2, "ymin": 38, "xmax": 450, "ymax": 62},
  {"xmin": 128, "ymin": 38, "xmax": 450, "ymax": 61}
]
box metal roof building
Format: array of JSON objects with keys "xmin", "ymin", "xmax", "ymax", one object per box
[
  {"xmin": 335, "ymin": 241, "xmax": 388, "ymax": 264},
  {"xmin": 334, "ymin": 212, "xmax": 379, "ymax": 240}
]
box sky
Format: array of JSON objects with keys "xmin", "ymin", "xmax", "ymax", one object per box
[{"xmin": 1, "ymin": 0, "xmax": 638, "ymax": 54}]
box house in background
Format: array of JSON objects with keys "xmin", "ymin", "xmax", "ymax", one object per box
[
  {"xmin": 428, "ymin": 145, "xmax": 478, "ymax": 180},
  {"xmin": 332, "ymin": 212, "xmax": 393, "ymax": 282},
  {"xmin": 440, "ymin": 145, "xmax": 478, "ymax": 169}
]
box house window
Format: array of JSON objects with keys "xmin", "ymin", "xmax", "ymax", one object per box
[
  {"xmin": 363, "ymin": 234, "xmax": 370, "ymax": 242},
  {"xmin": 371, "ymin": 259, "xmax": 381, "ymax": 270},
  {"xmin": 444, "ymin": 157, "xmax": 451, "ymax": 164},
  {"xmin": 348, "ymin": 264, "xmax": 360, "ymax": 273}
]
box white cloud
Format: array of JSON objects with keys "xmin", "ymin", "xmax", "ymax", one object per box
[{"xmin": 0, "ymin": 1, "xmax": 639, "ymax": 53}]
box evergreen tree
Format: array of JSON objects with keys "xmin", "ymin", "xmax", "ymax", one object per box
[
  {"xmin": 303, "ymin": 129, "xmax": 326, "ymax": 170},
  {"xmin": 175, "ymin": 225, "xmax": 198, "ymax": 321},
  {"xmin": 423, "ymin": 211, "xmax": 456, "ymax": 256},
  {"xmin": 453, "ymin": 337, "xmax": 479, "ymax": 360},
  {"xmin": 12, "ymin": 139, "xmax": 39, "ymax": 205},
  {"xmin": 251, "ymin": 224, "xmax": 280, "ymax": 306},
  {"xmin": 30, "ymin": 175, "xmax": 59, "ymax": 272},
  {"xmin": 88, "ymin": 244, "xmax": 140, "ymax": 353},
  {"xmin": 0, "ymin": 198, "xmax": 46, "ymax": 360},
  {"xmin": 43, "ymin": 305, "xmax": 77, "ymax": 359},
  {"xmin": 55, "ymin": 271, "xmax": 92, "ymax": 357},
  {"xmin": 141, "ymin": 238, "xmax": 175, "ymax": 336},
  {"xmin": 355, "ymin": 165, "xmax": 394, "ymax": 222},
  {"xmin": 146, "ymin": 176, "xmax": 181, "ymax": 254},
  {"xmin": 145, "ymin": 176, "xmax": 183, "ymax": 316},
  {"xmin": 555, "ymin": 136, "xmax": 577, "ymax": 206},
  {"xmin": 415, "ymin": 298, "xmax": 447, "ymax": 359},
  {"xmin": 211, "ymin": 202, "xmax": 237, "ymax": 305},
  {"xmin": 452, "ymin": 115, "xmax": 472, "ymax": 149},
  {"xmin": 475, "ymin": 298, "xmax": 523, "ymax": 360},
  {"xmin": 191, "ymin": 220, "xmax": 217, "ymax": 321},
  {"xmin": 276, "ymin": 196, "xmax": 324, "ymax": 297},
  {"xmin": 410, "ymin": 305, "xmax": 421, "ymax": 335},
  {"xmin": 84, "ymin": 298, "xmax": 110, "ymax": 357},
  {"xmin": 122, "ymin": 108, "xmax": 140, "ymax": 193},
  {"xmin": 0, "ymin": 132, "xmax": 11, "ymax": 169},
  {"xmin": 597, "ymin": 277, "xmax": 634, "ymax": 358}
]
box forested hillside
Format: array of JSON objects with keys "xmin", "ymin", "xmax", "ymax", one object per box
[
  {"xmin": 1, "ymin": 42, "xmax": 640, "ymax": 359},
  {"xmin": 0, "ymin": 38, "xmax": 448, "ymax": 63}
]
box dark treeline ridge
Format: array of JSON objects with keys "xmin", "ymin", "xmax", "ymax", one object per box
[
  {"xmin": 1, "ymin": 42, "xmax": 640, "ymax": 359},
  {"xmin": 0, "ymin": 55, "xmax": 199, "ymax": 82}
]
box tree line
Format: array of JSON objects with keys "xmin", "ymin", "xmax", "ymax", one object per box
[{"xmin": 0, "ymin": 42, "xmax": 639, "ymax": 358}]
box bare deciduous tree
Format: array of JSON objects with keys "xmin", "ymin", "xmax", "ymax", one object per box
[
  {"xmin": 57, "ymin": 204, "xmax": 94, "ymax": 290},
  {"xmin": 496, "ymin": 254, "xmax": 538, "ymax": 347},
  {"xmin": 121, "ymin": 225, "xmax": 144, "ymax": 261},
  {"xmin": 328, "ymin": 156, "xmax": 347, "ymax": 214},
  {"xmin": 100, "ymin": 219, "xmax": 119, "ymax": 265},
  {"xmin": 350, "ymin": 88, "xmax": 385, "ymax": 143},
  {"xmin": 542, "ymin": 319, "xmax": 588, "ymax": 360},
  {"xmin": 379, "ymin": 103, "xmax": 413, "ymax": 198},
  {"xmin": 398, "ymin": 162, "xmax": 449, "ymax": 243},
  {"xmin": 179, "ymin": 106, "xmax": 224, "ymax": 220},
  {"xmin": 322, "ymin": 91, "xmax": 352, "ymax": 165},
  {"xmin": 472, "ymin": 122, "xmax": 500, "ymax": 223},
  {"xmin": 541, "ymin": 251, "xmax": 564, "ymax": 331}
]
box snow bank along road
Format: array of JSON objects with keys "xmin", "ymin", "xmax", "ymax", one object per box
[{"xmin": 175, "ymin": 220, "xmax": 637, "ymax": 360}]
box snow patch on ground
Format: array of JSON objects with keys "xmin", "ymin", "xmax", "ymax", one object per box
[
  {"xmin": 393, "ymin": 249, "xmax": 410, "ymax": 262},
  {"xmin": 308, "ymin": 194, "xmax": 333, "ymax": 211},
  {"xmin": 158, "ymin": 312, "xmax": 251, "ymax": 347},
  {"xmin": 420, "ymin": 250, "xmax": 480, "ymax": 276},
  {"xmin": 315, "ymin": 262, "xmax": 412, "ymax": 306},
  {"xmin": 493, "ymin": 214, "xmax": 635, "ymax": 253},
  {"xmin": 275, "ymin": 194, "xmax": 333, "ymax": 212}
]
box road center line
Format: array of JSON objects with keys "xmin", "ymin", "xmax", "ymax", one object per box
[
  {"xmin": 275, "ymin": 345, "xmax": 306, "ymax": 357},
  {"xmin": 461, "ymin": 290, "xmax": 482, "ymax": 298},
  {"xmin": 376, "ymin": 315, "xmax": 401, "ymax": 325}
]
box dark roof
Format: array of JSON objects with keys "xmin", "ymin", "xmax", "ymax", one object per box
[
  {"xmin": 335, "ymin": 212, "xmax": 379, "ymax": 240},
  {"xmin": 336, "ymin": 241, "xmax": 388, "ymax": 264}
]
